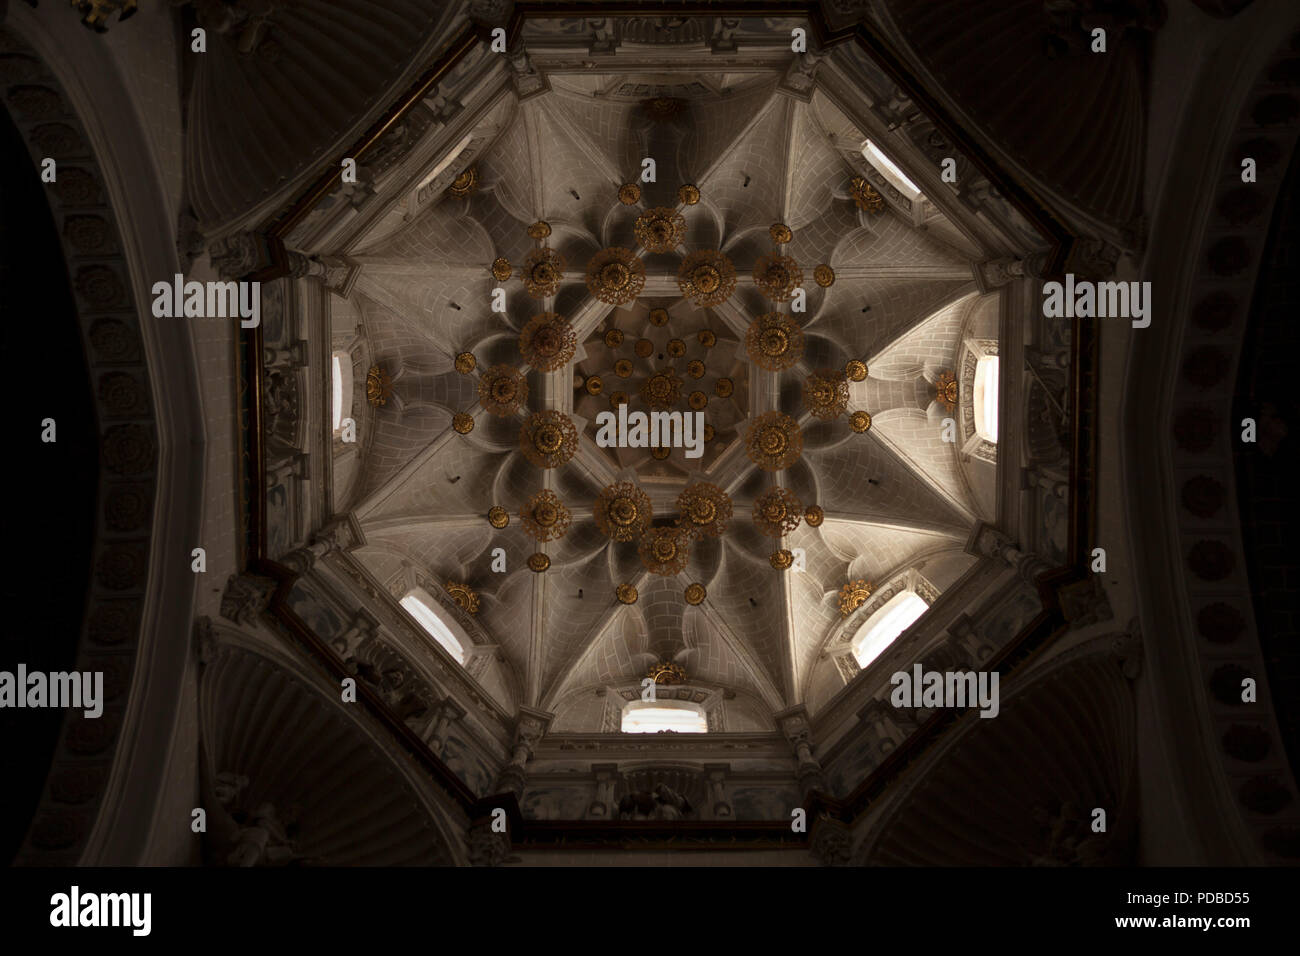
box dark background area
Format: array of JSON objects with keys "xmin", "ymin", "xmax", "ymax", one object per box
[
  {"xmin": 0, "ymin": 101, "xmax": 99, "ymax": 864},
  {"xmin": 1235, "ymin": 143, "xmax": 1300, "ymax": 780}
]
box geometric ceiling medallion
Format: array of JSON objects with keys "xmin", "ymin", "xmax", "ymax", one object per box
[
  {"xmin": 769, "ymin": 549, "xmax": 794, "ymax": 570},
  {"xmin": 634, "ymin": 207, "xmax": 686, "ymax": 254},
  {"xmin": 803, "ymin": 368, "xmax": 850, "ymax": 421},
  {"xmin": 477, "ymin": 364, "xmax": 529, "ymax": 416},
  {"xmin": 491, "ymin": 257, "xmax": 512, "ymax": 281},
  {"xmin": 586, "ymin": 247, "xmax": 646, "ymax": 306},
  {"xmin": 850, "ymin": 175, "xmax": 885, "ymax": 213},
  {"xmin": 639, "ymin": 368, "xmax": 683, "ymax": 410},
  {"xmin": 678, "ymin": 183, "xmax": 701, "ymax": 206},
  {"xmin": 487, "ymin": 506, "xmax": 509, "ymax": 529},
  {"xmin": 448, "ymin": 165, "xmax": 478, "ymax": 199},
  {"xmin": 697, "ymin": 329, "xmax": 716, "ymax": 348},
  {"xmin": 454, "ymin": 352, "xmax": 477, "ymax": 374},
  {"xmin": 648, "ymin": 659, "xmax": 693, "ymax": 694},
  {"xmin": 838, "ymin": 578, "xmax": 875, "ymax": 616},
  {"xmin": 648, "ymin": 659, "xmax": 688, "ymax": 683},
  {"xmin": 753, "ymin": 254, "xmax": 803, "ymax": 302},
  {"xmin": 715, "ymin": 377, "xmax": 734, "ymax": 398},
  {"xmin": 520, "ymin": 245, "xmax": 566, "ymax": 298},
  {"xmin": 638, "ymin": 525, "xmax": 692, "ymax": 577},
  {"xmin": 642, "ymin": 97, "xmax": 688, "ymax": 122},
  {"xmin": 846, "ymin": 359, "xmax": 868, "ymax": 382},
  {"xmin": 604, "ymin": 328, "xmax": 624, "ymax": 347},
  {"xmin": 445, "ymin": 580, "xmax": 480, "ymax": 614},
  {"xmin": 526, "ymin": 220, "xmax": 553, "ymax": 240},
  {"xmin": 677, "ymin": 249, "xmax": 736, "ymax": 307},
  {"xmin": 676, "ymin": 482, "xmax": 732, "ymax": 538},
  {"xmin": 849, "ymin": 410, "xmax": 873, "ymax": 433},
  {"xmin": 616, "ymin": 582, "xmax": 639, "ymax": 605},
  {"xmin": 452, "ymin": 412, "xmax": 475, "ymax": 434},
  {"xmin": 934, "ymin": 369, "xmax": 958, "ymax": 413},
  {"xmin": 648, "ymin": 307, "xmax": 670, "ymax": 326},
  {"xmin": 752, "ymin": 486, "xmax": 802, "ymax": 538},
  {"xmin": 769, "ymin": 222, "xmax": 793, "ymax": 244},
  {"xmin": 745, "ymin": 312, "xmax": 804, "ymax": 372},
  {"xmin": 814, "ymin": 264, "xmax": 835, "ymax": 287},
  {"xmin": 594, "ymin": 481, "xmax": 653, "ymax": 542},
  {"xmin": 618, "ymin": 182, "xmax": 642, "ymax": 205},
  {"xmin": 683, "ymin": 583, "xmax": 706, "ymax": 606},
  {"xmin": 518, "ymin": 410, "xmax": 578, "ymax": 469},
  {"xmin": 745, "ymin": 411, "xmax": 803, "ymax": 471},
  {"xmin": 527, "ymin": 552, "xmax": 551, "ymax": 572},
  {"xmin": 520, "ymin": 488, "xmax": 572, "ymax": 542},
  {"xmin": 366, "ymin": 364, "xmax": 393, "ymax": 406},
  {"xmin": 519, "ymin": 312, "xmax": 577, "ymax": 371},
  {"xmin": 805, "ymin": 505, "xmax": 825, "ymax": 527}
]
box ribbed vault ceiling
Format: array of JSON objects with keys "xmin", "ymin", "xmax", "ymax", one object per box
[{"xmin": 336, "ymin": 47, "xmax": 997, "ymax": 731}]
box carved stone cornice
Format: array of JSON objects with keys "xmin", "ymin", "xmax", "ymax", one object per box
[
  {"xmin": 209, "ymin": 231, "xmax": 325, "ymax": 280},
  {"xmin": 779, "ymin": 49, "xmax": 827, "ymax": 101},
  {"xmin": 966, "ymin": 521, "xmax": 1052, "ymax": 588},
  {"xmin": 493, "ymin": 707, "xmax": 554, "ymax": 797},
  {"xmin": 1062, "ymin": 235, "xmax": 1122, "ymax": 282},
  {"xmin": 533, "ymin": 732, "xmax": 791, "ymax": 760},
  {"xmin": 467, "ymin": 0, "xmax": 514, "ymax": 30},
  {"xmin": 973, "ymin": 251, "xmax": 1049, "ymax": 293},
  {"xmin": 776, "ymin": 706, "xmax": 827, "ymax": 794},
  {"xmin": 210, "ymin": 231, "xmax": 272, "ymax": 279}
]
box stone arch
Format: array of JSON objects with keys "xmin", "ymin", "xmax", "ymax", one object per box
[
  {"xmin": 198, "ymin": 632, "xmax": 464, "ymax": 865},
  {"xmin": 855, "ymin": 640, "xmax": 1139, "ymax": 865},
  {"xmin": 0, "ymin": 14, "xmax": 202, "ymax": 865},
  {"xmin": 1126, "ymin": 8, "xmax": 1300, "ymax": 864}
]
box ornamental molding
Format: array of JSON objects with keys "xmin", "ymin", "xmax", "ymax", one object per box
[{"xmin": 0, "ymin": 27, "xmax": 175, "ymax": 864}]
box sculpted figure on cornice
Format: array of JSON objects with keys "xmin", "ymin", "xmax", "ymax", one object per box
[
  {"xmin": 180, "ymin": 0, "xmax": 281, "ymax": 57},
  {"xmin": 201, "ymin": 769, "xmax": 314, "ymax": 866},
  {"xmin": 220, "ymin": 573, "xmax": 276, "ymax": 627},
  {"xmin": 1042, "ymin": 0, "xmax": 1166, "ymax": 59},
  {"xmin": 467, "ymin": 0, "xmax": 513, "ymax": 28}
]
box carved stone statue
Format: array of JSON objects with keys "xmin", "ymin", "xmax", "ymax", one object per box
[
  {"xmin": 183, "ymin": 0, "xmax": 280, "ymax": 56},
  {"xmin": 200, "ymin": 764, "xmax": 317, "ymax": 866},
  {"xmin": 616, "ymin": 784, "xmax": 693, "ymax": 820}
]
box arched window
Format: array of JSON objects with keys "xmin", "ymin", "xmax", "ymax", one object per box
[
  {"xmin": 331, "ymin": 351, "xmax": 353, "ymax": 435},
  {"xmin": 973, "ymin": 355, "xmax": 999, "ymax": 443},
  {"xmin": 862, "ymin": 139, "xmax": 923, "ymax": 200},
  {"xmin": 621, "ymin": 699, "xmax": 707, "ymax": 734},
  {"xmin": 851, "ymin": 590, "xmax": 929, "ymax": 669},
  {"xmin": 418, "ymin": 133, "xmax": 474, "ymax": 191},
  {"xmin": 400, "ymin": 588, "xmax": 465, "ymax": 664}
]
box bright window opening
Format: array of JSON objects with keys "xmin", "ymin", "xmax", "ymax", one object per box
[
  {"xmin": 332, "ymin": 354, "xmax": 344, "ymax": 431},
  {"xmin": 331, "ymin": 351, "xmax": 353, "ymax": 435},
  {"xmin": 401, "ymin": 589, "xmax": 466, "ymax": 664},
  {"xmin": 621, "ymin": 699, "xmax": 707, "ymax": 734},
  {"xmin": 974, "ymin": 355, "xmax": 999, "ymax": 443},
  {"xmin": 851, "ymin": 590, "xmax": 929, "ymax": 669},
  {"xmin": 862, "ymin": 140, "xmax": 922, "ymax": 200},
  {"xmin": 418, "ymin": 133, "xmax": 474, "ymax": 192}
]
